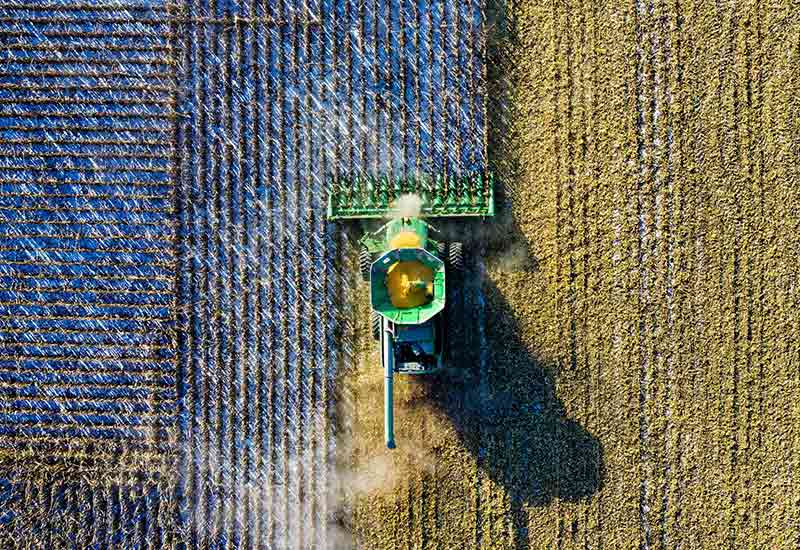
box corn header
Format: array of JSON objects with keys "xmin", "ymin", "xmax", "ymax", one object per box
[{"xmin": 329, "ymin": 173, "xmax": 493, "ymax": 449}]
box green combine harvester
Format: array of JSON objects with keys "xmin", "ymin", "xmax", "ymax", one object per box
[{"xmin": 328, "ymin": 173, "xmax": 493, "ymax": 448}]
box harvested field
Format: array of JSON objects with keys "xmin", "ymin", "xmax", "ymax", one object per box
[{"xmin": 339, "ymin": 1, "xmax": 800, "ymax": 549}]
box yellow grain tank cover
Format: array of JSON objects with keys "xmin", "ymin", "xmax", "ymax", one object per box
[
  {"xmin": 389, "ymin": 231, "xmax": 422, "ymax": 249},
  {"xmin": 386, "ymin": 260, "xmax": 434, "ymax": 309}
]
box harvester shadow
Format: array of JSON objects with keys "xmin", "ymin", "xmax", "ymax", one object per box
[
  {"xmin": 449, "ymin": 0, "xmax": 604, "ymax": 531},
  {"xmin": 422, "ymin": 268, "xmax": 604, "ymax": 547},
  {"xmin": 422, "ymin": 14, "xmax": 602, "ymax": 540}
]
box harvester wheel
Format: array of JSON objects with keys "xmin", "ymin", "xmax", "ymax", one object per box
[
  {"xmin": 371, "ymin": 311, "xmax": 381, "ymax": 341},
  {"xmin": 448, "ymin": 242, "xmax": 464, "ymax": 276},
  {"xmin": 436, "ymin": 241, "xmax": 447, "ymax": 258},
  {"xmin": 359, "ymin": 246, "xmax": 371, "ymax": 282}
]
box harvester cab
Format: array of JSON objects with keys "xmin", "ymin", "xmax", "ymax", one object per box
[{"xmin": 327, "ymin": 174, "xmax": 493, "ymax": 448}]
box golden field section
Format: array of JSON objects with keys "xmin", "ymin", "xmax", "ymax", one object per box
[{"xmin": 337, "ymin": 1, "xmax": 800, "ymax": 548}]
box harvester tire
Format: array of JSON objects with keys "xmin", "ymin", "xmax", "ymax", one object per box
[
  {"xmin": 359, "ymin": 246, "xmax": 371, "ymax": 282},
  {"xmin": 448, "ymin": 242, "xmax": 464, "ymax": 276},
  {"xmin": 371, "ymin": 311, "xmax": 381, "ymax": 341},
  {"xmin": 436, "ymin": 241, "xmax": 447, "ymax": 258}
]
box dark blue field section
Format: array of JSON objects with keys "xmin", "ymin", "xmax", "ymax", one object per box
[
  {"xmin": 0, "ymin": 0, "xmax": 175, "ymax": 450},
  {"xmin": 0, "ymin": 0, "xmax": 179, "ymax": 547},
  {"xmin": 0, "ymin": 0, "xmax": 486, "ymax": 548}
]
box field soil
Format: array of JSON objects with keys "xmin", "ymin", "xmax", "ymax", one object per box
[{"xmin": 338, "ymin": 1, "xmax": 800, "ymax": 548}]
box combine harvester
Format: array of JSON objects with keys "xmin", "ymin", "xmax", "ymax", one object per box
[{"xmin": 328, "ymin": 174, "xmax": 493, "ymax": 448}]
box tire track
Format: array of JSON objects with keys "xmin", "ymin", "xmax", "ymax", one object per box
[{"xmin": 651, "ymin": 1, "xmax": 677, "ymax": 546}]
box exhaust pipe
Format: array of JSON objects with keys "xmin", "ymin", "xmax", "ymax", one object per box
[{"xmin": 382, "ymin": 317, "xmax": 396, "ymax": 449}]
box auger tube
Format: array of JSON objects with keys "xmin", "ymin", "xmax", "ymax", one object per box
[{"xmin": 382, "ymin": 318, "xmax": 396, "ymax": 449}]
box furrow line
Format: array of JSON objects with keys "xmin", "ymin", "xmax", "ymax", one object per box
[
  {"xmin": 252, "ymin": 7, "xmax": 269, "ymax": 546},
  {"xmin": 219, "ymin": 5, "xmax": 236, "ymax": 544},
  {"xmin": 411, "ymin": 0, "xmax": 422, "ymax": 175},
  {"xmin": 424, "ymin": 0, "xmax": 435, "ymax": 176},
  {"xmin": 397, "ymin": 0, "xmax": 408, "ymax": 174},
  {"xmin": 551, "ymin": 2, "xmax": 566, "ymax": 544},
  {"xmin": 275, "ymin": 6, "xmax": 291, "ymax": 545},
  {"xmin": 190, "ymin": 6, "xmax": 210, "ymax": 544},
  {"xmin": 304, "ymin": 5, "xmax": 322, "ymax": 546},
  {"xmin": 262, "ymin": 13, "xmax": 278, "ymax": 547},
  {"xmin": 580, "ymin": 0, "xmax": 596, "ymax": 550},
  {"xmin": 317, "ymin": 2, "xmax": 336, "ymax": 546},
  {"xmin": 736, "ymin": 6, "xmax": 757, "ymax": 545},
  {"xmin": 751, "ymin": 3, "xmax": 767, "ymax": 543},
  {"xmin": 576, "ymin": 0, "xmax": 594, "ymax": 544},
  {"xmin": 0, "ymin": 82, "xmax": 172, "ymax": 94},
  {"xmin": 727, "ymin": 3, "xmax": 744, "ymax": 546},
  {"xmin": 290, "ymin": 8, "xmax": 306, "ymax": 547},
  {"xmin": 0, "ymin": 3, "xmax": 169, "ymax": 13},
  {"xmin": 449, "ymin": 1, "xmax": 462, "ymax": 175},
  {"xmin": 358, "ymin": 0, "xmax": 369, "ymax": 176},
  {"xmin": 667, "ymin": 0, "xmax": 688, "ymax": 545},
  {"xmin": 238, "ymin": 5, "xmax": 257, "ymax": 546},
  {"xmin": 456, "ymin": 0, "xmax": 470, "ymax": 172},
  {"xmin": 274, "ymin": 8, "xmax": 291, "ymax": 545},
  {"xmin": 209, "ymin": 1, "xmax": 229, "ymax": 540},
  {"xmin": 235, "ymin": 4, "xmax": 253, "ymax": 548}
]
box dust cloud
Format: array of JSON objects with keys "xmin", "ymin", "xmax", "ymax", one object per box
[
  {"xmin": 390, "ymin": 193, "xmax": 424, "ymax": 219},
  {"xmin": 490, "ymin": 238, "xmax": 533, "ymax": 272},
  {"xmin": 328, "ymin": 327, "xmax": 453, "ymax": 547}
]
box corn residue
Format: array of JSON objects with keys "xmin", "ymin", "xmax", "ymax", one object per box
[{"xmin": 386, "ymin": 261, "xmax": 434, "ymax": 309}]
